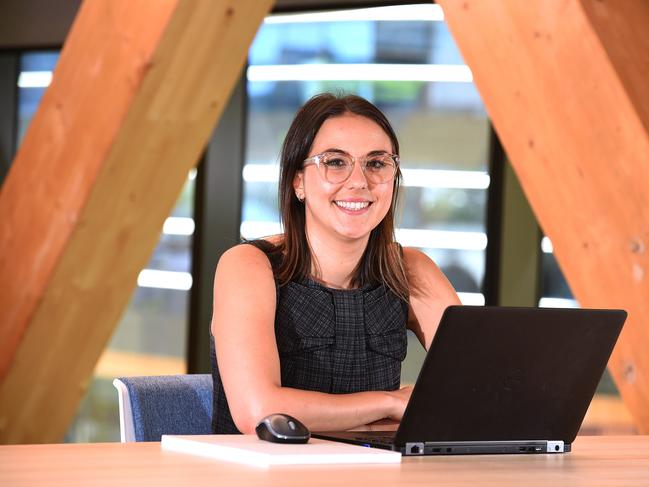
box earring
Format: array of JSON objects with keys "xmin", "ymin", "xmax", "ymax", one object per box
[{"xmin": 296, "ymin": 192, "xmax": 305, "ymax": 202}]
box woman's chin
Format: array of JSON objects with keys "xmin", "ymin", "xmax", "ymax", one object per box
[{"xmin": 332, "ymin": 225, "xmax": 373, "ymax": 242}]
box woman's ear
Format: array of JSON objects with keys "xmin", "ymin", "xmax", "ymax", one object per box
[{"xmin": 293, "ymin": 171, "xmax": 305, "ymax": 201}]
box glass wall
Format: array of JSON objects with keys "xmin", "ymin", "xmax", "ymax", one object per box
[
  {"xmin": 539, "ymin": 236, "xmax": 578, "ymax": 308},
  {"xmin": 17, "ymin": 52, "xmax": 193, "ymax": 442},
  {"xmin": 243, "ymin": 5, "xmax": 489, "ymax": 301},
  {"xmin": 241, "ymin": 5, "xmax": 491, "ymax": 382}
]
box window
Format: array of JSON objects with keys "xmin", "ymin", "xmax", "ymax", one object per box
[
  {"xmin": 539, "ymin": 236, "xmax": 578, "ymax": 308},
  {"xmin": 241, "ymin": 5, "xmax": 491, "ymax": 382}
]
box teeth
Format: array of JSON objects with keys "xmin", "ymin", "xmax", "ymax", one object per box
[{"xmin": 335, "ymin": 201, "xmax": 370, "ymax": 211}]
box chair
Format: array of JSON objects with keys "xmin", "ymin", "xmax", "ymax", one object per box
[{"xmin": 113, "ymin": 374, "xmax": 213, "ymax": 442}]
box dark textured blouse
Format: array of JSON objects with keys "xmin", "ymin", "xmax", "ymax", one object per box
[{"xmin": 210, "ymin": 240, "xmax": 408, "ymax": 434}]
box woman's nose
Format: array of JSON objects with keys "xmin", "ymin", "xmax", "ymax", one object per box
[{"xmin": 345, "ymin": 160, "xmax": 368, "ymax": 188}]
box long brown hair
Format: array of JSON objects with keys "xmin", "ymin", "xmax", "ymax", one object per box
[{"xmin": 274, "ymin": 93, "xmax": 409, "ymax": 302}]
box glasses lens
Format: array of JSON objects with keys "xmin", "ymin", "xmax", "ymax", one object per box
[
  {"xmin": 321, "ymin": 153, "xmax": 353, "ymax": 183},
  {"xmin": 363, "ymin": 154, "xmax": 396, "ymax": 183}
]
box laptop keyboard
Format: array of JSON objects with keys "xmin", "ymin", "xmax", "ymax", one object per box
[{"xmin": 351, "ymin": 433, "xmax": 395, "ymax": 445}]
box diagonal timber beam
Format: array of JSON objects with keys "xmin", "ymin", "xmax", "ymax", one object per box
[
  {"xmin": 437, "ymin": 0, "xmax": 649, "ymax": 433},
  {"xmin": 0, "ymin": 0, "xmax": 272, "ymax": 443}
]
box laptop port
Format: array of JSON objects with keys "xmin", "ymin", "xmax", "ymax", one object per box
[{"xmin": 405, "ymin": 443, "xmax": 424, "ymax": 455}]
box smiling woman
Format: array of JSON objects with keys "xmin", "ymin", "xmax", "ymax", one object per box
[
  {"xmin": 282, "ymin": 95, "xmax": 404, "ymax": 295},
  {"xmin": 210, "ymin": 93, "xmax": 460, "ymax": 435}
]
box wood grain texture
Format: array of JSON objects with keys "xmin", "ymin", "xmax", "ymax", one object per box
[
  {"xmin": 1, "ymin": 436, "xmax": 649, "ymax": 487},
  {"xmin": 437, "ymin": 0, "xmax": 649, "ymax": 433},
  {"xmin": 0, "ymin": 0, "xmax": 272, "ymax": 443}
]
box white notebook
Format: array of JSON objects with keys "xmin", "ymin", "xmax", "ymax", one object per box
[{"xmin": 161, "ymin": 434, "xmax": 401, "ymax": 467}]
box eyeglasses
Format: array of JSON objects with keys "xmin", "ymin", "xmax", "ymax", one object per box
[{"xmin": 302, "ymin": 151, "xmax": 399, "ymax": 184}]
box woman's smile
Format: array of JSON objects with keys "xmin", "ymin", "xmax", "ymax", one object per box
[{"xmin": 333, "ymin": 199, "xmax": 373, "ymax": 213}]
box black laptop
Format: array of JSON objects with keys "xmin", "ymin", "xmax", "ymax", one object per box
[{"xmin": 314, "ymin": 306, "xmax": 626, "ymax": 455}]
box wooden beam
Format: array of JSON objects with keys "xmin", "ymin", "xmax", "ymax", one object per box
[
  {"xmin": 0, "ymin": 0, "xmax": 272, "ymax": 444},
  {"xmin": 437, "ymin": 0, "xmax": 649, "ymax": 433}
]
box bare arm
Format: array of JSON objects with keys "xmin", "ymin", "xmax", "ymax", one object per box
[
  {"xmin": 404, "ymin": 247, "xmax": 462, "ymax": 350},
  {"xmin": 211, "ymin": 244, "xmax": 406, "ymax": 434}
]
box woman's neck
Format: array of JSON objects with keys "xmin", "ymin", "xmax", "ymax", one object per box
[{"xmin": 304, "ymin": 228, "xmax": 369, "ymax": 290}]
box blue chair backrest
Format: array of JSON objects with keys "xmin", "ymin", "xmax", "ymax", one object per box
[{"xmin": 117, "ymin": 374, "xmax": 213, "ymax": 442}]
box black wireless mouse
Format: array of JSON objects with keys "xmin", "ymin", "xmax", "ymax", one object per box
[{"xmin": 255, "ymin": 413, "xmax": 311, "ymax": 444}]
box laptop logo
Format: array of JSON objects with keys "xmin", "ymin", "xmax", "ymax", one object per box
[{"xmin": 503, "ymin": 369, "xmax": 524, "ymax": 391}]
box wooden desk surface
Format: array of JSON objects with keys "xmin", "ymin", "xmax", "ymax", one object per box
[{"xmin": 1, "ymin": 436, "xmax": 648, "ymax": 486}]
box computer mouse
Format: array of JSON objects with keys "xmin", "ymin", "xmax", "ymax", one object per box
[{"xmin": 255, "ymin": 413, "xmax": 311, "ymax": 444}]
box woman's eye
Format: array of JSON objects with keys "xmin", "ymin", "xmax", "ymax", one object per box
[
  {"xmin": 324, "ymin": 158, "xmax": 348, "ymax": 168},
  {"xmin": 366, "ymin": 159, "xmax": 387, "ymax": 170}
]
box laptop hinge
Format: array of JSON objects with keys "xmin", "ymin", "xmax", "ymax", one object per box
[{"xmin": 405, "ymin": 442, "xmax": 425, "ymax": 455}]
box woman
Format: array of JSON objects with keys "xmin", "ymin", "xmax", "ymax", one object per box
[{"xmin": 210, "ymin": 93, "xmax": 460, "ymax": 434}]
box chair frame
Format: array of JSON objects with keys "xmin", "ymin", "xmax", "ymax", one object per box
[{"xmin": 113, "ymin": 378, "xmax": 136, "ymax": 442}]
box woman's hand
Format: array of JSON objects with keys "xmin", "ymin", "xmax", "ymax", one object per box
[
  {"xmin": 386, "ymin": 385, "xmax": 414, "ymax": 421},
  {"xmin": 346, "ymin": 386, "xmax": 413, "ymax": 431}
]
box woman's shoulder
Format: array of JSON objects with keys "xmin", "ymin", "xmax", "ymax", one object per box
[
  {"xmin": 401, "ymin": 247, "xmax": 456, "ymax": 297},
  {"xmin": 217, "ymin": 237, "xmax": 283, "ymax": 278},
  {"xmin": 214, "ymin": 240, "xmax": 280, "ymax": 308},
  {"xmin": 401, "ymin": 246, "xmax": 433, "ymax": 267}
]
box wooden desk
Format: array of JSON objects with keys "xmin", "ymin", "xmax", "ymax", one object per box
[{"xmin": 1, "ymin": 436, "xmax": 648, "ymax": 486}]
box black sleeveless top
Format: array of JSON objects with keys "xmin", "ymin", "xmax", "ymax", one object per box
[{"xmin": 210, "ymin": 240, "xmax": 409, "ymax": 434}]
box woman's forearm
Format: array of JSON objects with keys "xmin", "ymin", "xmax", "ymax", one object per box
[{"xmin": 231, "ymin": 385, "xmax": 401, "ymax": 434}]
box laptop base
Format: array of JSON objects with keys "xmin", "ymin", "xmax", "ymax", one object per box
[{"xmin": 313, "ymin": 432, "xmax": 569, "ymax": 456}]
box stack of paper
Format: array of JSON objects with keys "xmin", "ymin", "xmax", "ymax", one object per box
[{"xmin": 161, "ymin": 434, "xmax": 401, "ymax": 467}]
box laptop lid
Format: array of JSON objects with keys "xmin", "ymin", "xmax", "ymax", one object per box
[{"xmin": 392, "ymin": 306, "xmax": 626, "ymax": 448}]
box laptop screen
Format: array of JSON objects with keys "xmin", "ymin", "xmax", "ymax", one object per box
[{"xmin": 393, "ymin": 306, "xmax": 626, "ymax": 445}]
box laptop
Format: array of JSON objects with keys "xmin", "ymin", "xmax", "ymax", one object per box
[{"xmin": 314, "ymin": 306, "xmax": 626, "ymax": 455}]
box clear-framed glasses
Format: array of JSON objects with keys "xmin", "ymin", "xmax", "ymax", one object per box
[{"xmin": 302, "ymin": 150, "xmax": 399, "ymax": 184}]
